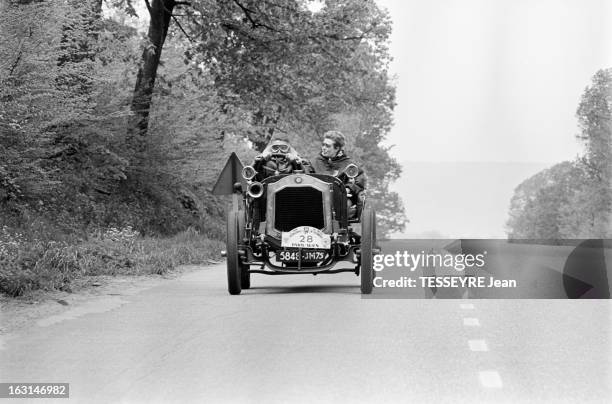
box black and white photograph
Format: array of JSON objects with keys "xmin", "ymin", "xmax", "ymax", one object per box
[{"xmin": 1, "ymin": 0, "xmax": 611, "ymax": 402}]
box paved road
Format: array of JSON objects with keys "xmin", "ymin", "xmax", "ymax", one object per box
[{"xmin": 1, "ymin": 264, "xmax": 610, "ymax": 403}]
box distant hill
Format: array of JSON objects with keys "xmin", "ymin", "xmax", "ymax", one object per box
[{"xmin": 390, "ymin": 161, "xmax": 550, "ymax": 238}]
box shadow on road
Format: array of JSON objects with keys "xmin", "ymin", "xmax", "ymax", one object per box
[{"xmin": 245, "ymin": 284, "xmax": 360, "ymax": 295}]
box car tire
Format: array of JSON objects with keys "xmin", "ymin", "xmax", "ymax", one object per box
[
  {"xmin": 226, "ymin": 209, "xmax": 242, "ymax": 295},
  {"xmin": 236, "ymin": 209, "xmax": 251, "ymax": 289},
  {"xmin": 360, "ymin": 207, "xmax": 376, "ymax": 294},
  {"xmin": 240, "ymin": 268, "xmax": 251, "ymax": 289}
]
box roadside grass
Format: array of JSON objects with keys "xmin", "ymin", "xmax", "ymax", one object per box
[{"xmin": 0, "ymin": 226, "xmax": 224, "ymax": 297}]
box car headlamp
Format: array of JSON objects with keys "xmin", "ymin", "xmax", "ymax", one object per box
[
  {"xmin": 242, "ymin": 165, "xmax": 256, "ymax": 180},
  {"xmin": 344, "ymin": 164, "xmax": 359, "ymax": 179}
]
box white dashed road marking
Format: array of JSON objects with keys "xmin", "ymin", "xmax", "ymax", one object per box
[
  {"xmin": 468, "ymin": 339, "xmax": 489, "ymax": 351},
  {"xmin": 478, "ymin": 371, "xmax": 503, "ymax": 388},
  {"xmin": 459, "ymin": 304, "xmax": 503, "ymax": 389}
]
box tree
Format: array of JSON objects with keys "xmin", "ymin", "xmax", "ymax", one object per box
[
  {"xmin": 576, "ymin": 69, "xmax": 612, "ymax": 181},
  {"xmin": 194, "ymin": 0, "xmax": 392, "ymax": 150},
  {"xmin": 146, "ymin": 36, "xmax": 254, "ymax": 233},
  {"xmin": 126, "ymin": 0, "xmax": 188, "ymax": 156},
  {"xmin": 574, "ymin": 68, "xmax": 612, "ymax": 236},
  {"xmin": 2, "ymin": 0, "xmax": 404, "ymax": 238},
  {"xmin": 0, "ymin": 0, "xmax": 64, "ymax": 208},
  {"xmin": 507, "ymin": 69, "xmax": 612, "ymax": 239},
  {"xmin": 124, "ymin": 0, "xmax": 392, "ymax": 152},
  {"xmin": 119, "ymin": 0, "xmax": 404, "ymax": 236},
  {"xmin": 506, "ymin": 161, "xmax": 585, "ymax": 239},
  {"xmin": 1, "ymin": 0, "xmax": 139, "ymax": 231}
]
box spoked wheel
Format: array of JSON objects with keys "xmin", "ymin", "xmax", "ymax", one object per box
[
  {"xmin": 360, "ymin": 207, "xmax": 376, "ymax": 294},
  {"xmin": 226, "ymin": 210, "xmax": 242, "ymax": 295}
]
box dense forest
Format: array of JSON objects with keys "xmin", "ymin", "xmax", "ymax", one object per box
[
  {"xmin": 0, "ymin": 0, "xmax": 406, "ymax": 295},
  {"xmin": 506, "ymin": 69, "xmax": 612, "ymax": 240}
]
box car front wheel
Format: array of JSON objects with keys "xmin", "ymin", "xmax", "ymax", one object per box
[
  {"xmin": 360, "ymin": 207, "xmax": 376, "ymax": 294},
  {"xmin": 226, "ymin": 209, "xmax": 242, "ymax": 295},
  {"xmin": 236, "ymin": 209, "xmax": 250, "ymax": 289}
]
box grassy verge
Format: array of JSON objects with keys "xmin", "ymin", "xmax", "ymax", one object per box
[{"xmin": 0, "ymin": 226, "xmax": 224, "ymax": 297}]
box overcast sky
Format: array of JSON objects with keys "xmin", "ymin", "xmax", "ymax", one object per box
[
  {"xmin": 377, "ymin": 0, "xmax": 612, "ymax": 163},
  {"xmin": 373, "ymin": 0, "xmax": 611, "ymax": 237}
]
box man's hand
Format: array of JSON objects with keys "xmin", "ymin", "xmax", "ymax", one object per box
[
  {"xmin": 256, "ymin": 150, "xmax": 272, "ymax": 160},
  {"xmin": 286, "ymin": 151, "xmax": 300, "ymax": 163}
]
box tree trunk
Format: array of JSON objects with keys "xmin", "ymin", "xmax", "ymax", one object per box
[{"xmin": 127, "ymin": 0, "xmax": 175, "ymax": 157}]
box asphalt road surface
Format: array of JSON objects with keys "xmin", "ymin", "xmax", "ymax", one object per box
[{"xmin": 1, "ymin": 263, "xmax": 610, "ymax": 403}]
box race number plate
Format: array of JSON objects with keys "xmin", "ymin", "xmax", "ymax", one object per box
[
  {"xmin": 281, "ymin": 226, "xmax": 331, "ymax": 249},
  {"xmin": 278, "ymin": 249, "xmax": 327, "ymax": 262}
]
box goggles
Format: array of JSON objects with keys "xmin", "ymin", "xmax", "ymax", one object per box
[{"xmin": 270, "ymin": 144, "xmax": 290, "ymax": 153}]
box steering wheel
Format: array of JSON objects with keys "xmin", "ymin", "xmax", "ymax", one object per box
[{"xmin": 267, "ymin": 153, "xmax": 305, "ymax": 172}]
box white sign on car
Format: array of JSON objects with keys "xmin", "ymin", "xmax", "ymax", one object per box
[{"xmin": 281, "ymin": 226, "xmax": 331, "ymax": 249}]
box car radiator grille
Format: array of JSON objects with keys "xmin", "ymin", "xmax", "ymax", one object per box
[{"xmin": 274, "ymin": 187, "xmax": 324, "ymax": 231}]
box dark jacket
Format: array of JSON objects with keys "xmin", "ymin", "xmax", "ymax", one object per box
[{"xmin": 312, "ymin": 151, "xmax": 366, "ymax": 195}]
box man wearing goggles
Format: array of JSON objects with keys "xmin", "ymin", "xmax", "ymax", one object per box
[{"xmin": 252, "ymin": 136, "xmax": 311, "ymax": 179}]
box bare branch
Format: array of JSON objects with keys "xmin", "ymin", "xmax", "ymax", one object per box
[
  {"xmin": 232, "ymin": 0, "xmax": 259, "ymax": 29},
  {"xmin": 172, "ymin": 15, "xmax": 194, "ymax": 42}
]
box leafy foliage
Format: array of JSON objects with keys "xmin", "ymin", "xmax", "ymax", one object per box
[
  {"xmin": 0, "ymin": 225, "xmax": 223, "ymax": 297},
  {"xmin": 507, "ymin": 69, "xmax": 612, "ymax": 239},
  {"xmin": 576, "ymin": 69, "xmax": 612, "ymax": 180},
  {"xmin": 187, "ymin": 0, "xmax": 393, "ymax": 149},
  {"xmin": 507, "ymin": 161, "xmax": 585, "ymax": 239},
  {"xmin": 1, "ymin": 0, "xmax": 406, "ymax": 294},
  {"xmin": 127, "ymin": 0, "xmax": 406, "ymax": 236}
]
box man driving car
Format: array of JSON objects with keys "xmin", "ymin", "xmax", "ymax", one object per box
[{"xmin": 252, "ymin": 136, "xmax": 311, "ymax": 180}]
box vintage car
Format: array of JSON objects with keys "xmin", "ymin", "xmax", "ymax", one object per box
[{"xmin": 223, "ymin": 155, "xmax": 377, "ymax": 295}]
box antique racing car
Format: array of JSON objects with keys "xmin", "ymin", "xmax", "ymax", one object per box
[{"xmin": 222, "ymin": 155, "xmax": 378, "ymax": 295}]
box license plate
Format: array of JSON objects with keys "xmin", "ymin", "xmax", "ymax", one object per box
[
  {"xmin": 281, "ymin": 226, "xmax": 331, "ymax": 249},
  {"xmin": 278, "ymin": 249, "xmax": 327, "ymax": 262}
]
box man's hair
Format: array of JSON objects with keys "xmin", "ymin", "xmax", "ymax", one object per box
[{"xmin": 323, "ymin": 131, "xmax": 345, "ymax": 149}]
